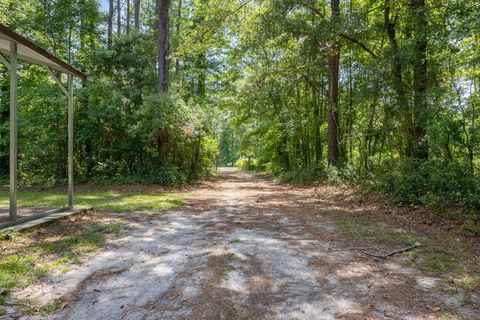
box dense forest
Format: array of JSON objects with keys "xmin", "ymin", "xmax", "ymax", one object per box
[
  {"xmin": 225, "ymin": 0, "xmax": 480, "ymax": 212},
  {"xmin": 0, "ymin": 0, "xmax": 222, "ymax": 185},
  {"xmin": 0, "ymin": 0, "xmax": 479, "ymax": 212}
]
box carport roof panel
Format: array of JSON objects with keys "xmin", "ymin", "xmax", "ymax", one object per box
[{"xmin": 0, "ymin": 23, "xmax": 86, "ymax": 79}]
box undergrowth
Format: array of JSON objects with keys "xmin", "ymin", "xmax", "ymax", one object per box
[{"xmin": 240, "ymin": 158, "xmax": 480, "ymax": 222}]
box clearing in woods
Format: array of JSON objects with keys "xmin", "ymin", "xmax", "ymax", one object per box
[{"xmin": 8, "ymin": 171, "xmax": 479, "ymax": 319}]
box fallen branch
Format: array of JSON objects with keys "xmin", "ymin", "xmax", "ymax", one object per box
[
  {"xmin": 329, "ymin": 246, "xmax": 387, "ymax": 253},
  {"xmin": 363, "ymin": 242, "xmax": 421, "ymax": 259}
]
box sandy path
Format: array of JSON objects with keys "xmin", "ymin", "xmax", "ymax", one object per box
[{"xmin": 14, "ymin": 171, "xmax": 477, "ymax": 319}]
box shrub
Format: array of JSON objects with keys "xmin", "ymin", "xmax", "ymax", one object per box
[
  {"xmin": 377, "ymin": 158, "xmax": 480, "ymax": 211},
  {"xmin": 235, "ymin": 157, "xmax": 265, "ymax": 171},
  {"xmin": 276, "ymin": 166, "xmax": 326, "ymax": 183}
]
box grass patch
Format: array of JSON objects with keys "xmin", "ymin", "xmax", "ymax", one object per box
[
  {"xmin": 317, "ymin": 210, "xmax": 480, "ymax": 295},
  {"xmin": 335, "ymin": 217, "xmax": 425, "ymax": 248},
  {"xmin": 0, "ymin": 255, "xmax": 48, "ymax": 304},
  {"xmin": 0, "ymin": 185, "xmax": 189, "ymax": 213},
  {"xmin": 0, "ymin": 184, "xmax": 188, "ymax": 312},
  {"xmin": 26, "ymin": 299, "xmax": 65, "ymax": 315},
  {"xmin": 0, "ymin": 218, "xmax": 124, "ymax": 311}
]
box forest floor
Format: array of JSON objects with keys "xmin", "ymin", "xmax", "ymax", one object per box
[{"xmin": 2, "ymin": 171, "xmax": 479, "ymax": 320}]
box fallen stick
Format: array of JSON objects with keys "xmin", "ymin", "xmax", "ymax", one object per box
[
  {"xmin": 329, "ymin": 246, "xmax": 368, "ymax": 252},
  {"xmin": 363, "ymin": 242, "xmax": 421, "ymax": 259},
  {"xmin": 329, "ymin": 246, "xmax": 389, "ymax": 253}
]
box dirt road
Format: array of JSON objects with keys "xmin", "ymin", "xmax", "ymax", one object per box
[{"xmin": 15, "ymin": 171, "xmax": 477, "ymax": 319}]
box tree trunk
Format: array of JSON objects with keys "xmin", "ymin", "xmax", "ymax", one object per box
[
  {"xmin": 134, "ymin": 0, "xmax": 141, "ymax": 30},
  {"xmin": 156, "ymin": 0, "xmax": 171, "ymax": 93},
  {"xmin": 195, "ymin": 0, "xmax": 207, "ymax": 97},
  {"xmin": 410, "ymin": 0, "xmax": 429, "ymax": 160},
  {"xmin": 384, "ymin": 0, "xmax": 410, "ymax": 157},
  {"xmin": 108, "ymin": 0, "xmax": 114, "ymax": 47},
  {"xmin": 197, "ymin": 52, "xmax": 206, "ymax": 97},
  {"xmin": 175, "ymin": 0, "xmax": 183, "ymax": 77},
  {"xmin": 126, "ymin": 0, "xmax": 130, "ymax": 34},
  {"xmin": 117, "ymin": 0, "xmax": 121, "ymax": 35},
  {"xmin": 79, "ymin": 0, "xmax": 85, "ymax": 51},
  {"xmin": 312, "ymin": 80, "xmax": 322, "ymax": 164},
  {"xmin": 327, "ymin": 0, "xmax": 340, "ymax": 166}
]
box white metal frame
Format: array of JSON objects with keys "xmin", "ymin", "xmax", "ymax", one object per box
[
  {"xmin": 9, "ymin": 41, "xmax": 18, "ymax": 220},
  {"xmin": 0, "ymin": 26, "xmax": 85, "ymax": 222}
]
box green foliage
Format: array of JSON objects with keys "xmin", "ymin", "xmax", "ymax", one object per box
[
  {"xmin": 218, "ymin": 116, "xmax": 241, "ymax": 166},
  {"xmin": 0, "ymin": 1, "xmax": 221, "ymax": 187},
  {"xmin": 0, "ymin": 228, "xmax": 19, "ymax": 241},
  {"xmin": 377, "ymin": 159, "xmax": 480, "ymax": 209},
  {"xmin": 276, "ymin": 167, "xmax": 326, "ymax": 184},
  {"xmin": 1, "ymin": 0, "xmax": 480, "ymax": 215},
  {"xmin": 223, "ymin": 0, "xmax": 480, "ymax": 217},
  {"xmin": 235, "ymin": 157, "xmax": 264, "ymax": 172}
]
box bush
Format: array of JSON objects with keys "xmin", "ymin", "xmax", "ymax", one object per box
[
  {"xmin": 235, "ymin": 157, "xmax": 265, "ymax": 171},
  {"xmin": 275, "ymin": 166, "xmax": 326, "ymax": 183},
  {"xmin": 377, "ymin": 158, "xmax": 480, "ymax": 210}
]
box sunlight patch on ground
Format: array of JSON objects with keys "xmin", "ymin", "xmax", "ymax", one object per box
[{"xmin": 0, "ymin": 187, "xmax": 190, "ymax": 213}]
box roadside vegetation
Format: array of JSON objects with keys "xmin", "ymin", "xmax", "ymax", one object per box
[
  {"xmin": 218, "ymin": 0, "xmax": 479, "ymax": 224},
  {"xmin": 313, "ymin": 182, "xmax": 480, "ymax": 302},
  {"xmin": 0, "ymin": 0, "xmax": 478, "ymax": 316},
  {"xmin": 1, "ymin": 1, "xmax": 477, "ymax": 217},
  {"xmin": 0, "ymin": 213, "xmax": 124, "ymax": 315}
]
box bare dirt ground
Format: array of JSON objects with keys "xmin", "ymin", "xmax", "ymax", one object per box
[{"xmin": 10, "ymin": 171, "xmax": 479, "ymax": 319}]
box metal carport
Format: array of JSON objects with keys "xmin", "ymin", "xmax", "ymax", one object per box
[{"xmin": 0, "ymin": 23, "xmax": 86, "ymax": 224}]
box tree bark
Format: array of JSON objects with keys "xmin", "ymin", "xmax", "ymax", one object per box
[
  {"xmin": 410, "ymin": 0, "xmax": 429, "ymax": 160},
  {"xmin": 313, "ymin": 78, "xmax": 322, "ymax": 164},
  {"xmin": 327, "ymin": 0, "xmax": 340, "ymax": 166},
  {"xmin": 384, "ymin": 0, "xmax": 410, "ymax": 157},
  {"xmin": 117, "ymin": 0, "xmax": 121, "ymax": 35},
  {"xmin": 126, "ymin": 0, "xmax": 130, "ymax": 34},
  {"xmin": 197, "ymin": 52, "xmax": 206, "ymax": 97},
  {"xmin": 108, "ymin": 0, "xmax": 114, "ymax": 47},
  {"xmin": 79, "ymin": 0, "xmax": 85, "ymax": 51},
  {"xmin": 156, "ymin": 0, "xmax": 171, "ymax": 93},
  {"xmin": 134, "ymin": 0, "xmax": 141, "ymax": 30},
  {"xmin": 195, "ymin": 0, "xmax": 207, "ymax": 97},
  {"xmin": 174, "ymin": 0, "xmax": 183, "ymax": 77}
]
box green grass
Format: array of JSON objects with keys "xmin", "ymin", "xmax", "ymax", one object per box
[
  {"xmin": 0, "ymin": 186, "xmax": 188, "ymax": 213},
  {"xmin": 335, "ymin": 217, "xmax": 425, "ymax": 248},
  {"xmin": 0, "ymin": 255, "xmax": 49, "ymax": 303},
  {"xmin": 0, "ymin": 220, "xmax": 124, "ymax": 310},
  {"xmin": 317, "ymin": 210, "xmax": 480, "ymax": 296},
  {"xmin": 28, "ymin": 299, "xmax": 64, "ymax": 315},
  {"xmin": 0, "ymin": 185, "xmax": 189, "ymax": 312}
]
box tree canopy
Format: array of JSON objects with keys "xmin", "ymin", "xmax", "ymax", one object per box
[{"xmin": 0, "ymin": 0, "xmax": 479, "ymax": 211}]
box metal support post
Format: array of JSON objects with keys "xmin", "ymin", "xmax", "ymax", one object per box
[
  {"xmin": 67, "ymin": 74, "xmax": 73, "ymax": 207},
  {"xmin": 9, "ymin": 41, "xmax": 18, "ymax": 220}
]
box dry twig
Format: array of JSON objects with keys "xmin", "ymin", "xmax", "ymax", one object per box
[{"xmin": 363, "ymin": 242, "xmax": 422, "ymax": 259}]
